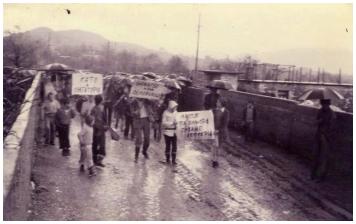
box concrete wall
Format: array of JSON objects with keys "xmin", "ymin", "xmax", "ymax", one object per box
[
  {"xmin": 182, "ymin": 87, "xmax": 353, "ymax": 176},
  {"xmin": 4, "ymin": 74, "xmax": 41, "ymax": 220}
]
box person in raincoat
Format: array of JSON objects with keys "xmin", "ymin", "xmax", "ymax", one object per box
[
  {"xmin": 211, "ymin": 97, "xmax": 230, "ymax": 168},
  {"xmin": 162, "ymin": 100, "xmax": 179, "ymax": 165},
  {"xmin": 310, "ymin": 99, "xmax": 336, "ymax": 182}
]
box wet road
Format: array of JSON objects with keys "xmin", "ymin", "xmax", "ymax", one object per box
[{"xmin": 29, "ymin": 118, "xmax": 351, "ymax": 221}]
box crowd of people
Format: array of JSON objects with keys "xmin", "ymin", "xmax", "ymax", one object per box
[{"xmin": 40, "ymin": 72, "xmax": 336, "ymax": 182}]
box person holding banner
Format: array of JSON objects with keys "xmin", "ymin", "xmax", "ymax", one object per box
[
  {"xmin": 162, "ymin": 100, "xmax": 179, "ymax": 165},
  {"xmin": 131, "ymin": 98, "xmax": 154, "ymax": 162},
  {"xmin": 211, "ymin": 97, "xmax": 230, "ymax": 168}
]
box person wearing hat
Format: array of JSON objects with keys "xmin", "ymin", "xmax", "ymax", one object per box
[
  {"xmin": 162, "ymin": 100, "xmax": 179, "ymax": 165},
  {"xmin": 311, "ymin": 98, "xmax": 336, "ymax": 182},
  {"xmin": 204, "ymin": 87, "xmax": 220, "ymax": 110}
]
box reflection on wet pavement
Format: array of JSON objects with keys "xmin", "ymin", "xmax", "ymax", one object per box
[{"xmin": 29, "ymin": 118, "xmax": 348, "ymax": 221}]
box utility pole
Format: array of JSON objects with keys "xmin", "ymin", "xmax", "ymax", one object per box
[
  {"xmin": 194, "ymin": 13, "xmax": 201, "ymax": 77},
  {"xmin": 338, "ymin": 68, "xmax": 342, "ymax": 84}
]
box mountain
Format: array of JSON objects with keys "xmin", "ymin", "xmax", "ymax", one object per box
[{"xmin": 25, "ymin": 27, "xmax": 163, "ymax": 56}]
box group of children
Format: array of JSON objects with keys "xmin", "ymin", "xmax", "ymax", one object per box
[{"xmin": 42, "ymin": 82, "xmax": 231, "ymax": 180}]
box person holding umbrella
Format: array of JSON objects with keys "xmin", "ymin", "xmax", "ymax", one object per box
[
  {"xmin": 204, "ymin": 80, "xmax": 233, "ymax": 110},
  {"xmin": 311, "ymin": 98, "xmax": 336, "ymax": 182}
]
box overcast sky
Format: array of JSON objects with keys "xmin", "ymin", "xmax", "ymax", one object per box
[{"xmin": 4, "ymin": 4, "xmax": 353, "ymax": 73}]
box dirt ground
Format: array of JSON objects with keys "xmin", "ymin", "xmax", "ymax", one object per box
[{"xmin": 28, "ymin": 118, "xmax": 352, "ymax": 221}]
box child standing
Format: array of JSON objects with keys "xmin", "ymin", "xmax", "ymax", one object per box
[
  {"xmin": 212, "ymin": 98, "xmax": 230, "ymax": 168},
  {"xmin": 162, "ymin": 100, "xmax": 178, "ymax": 165},
  {"xmin": 78, "ymin": 115, "xmax": 96, "ymax": 177},
  {"xmin": 55, "ymin": 98, "xmax": 76, "ymax": 156}
]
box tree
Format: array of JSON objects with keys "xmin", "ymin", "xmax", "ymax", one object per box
[
  {"xmin": 3, "ymin": 30, "xmax": 41, "ymax": 68},
  {"xmin": 166, "ymin": 55, "xmax": 189, "ymax": 73}
]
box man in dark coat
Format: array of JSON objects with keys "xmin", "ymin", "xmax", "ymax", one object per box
[
  {"xmin": 310, "ymin": 99, "xmax": 336, "ymax": 182},
  {"xmin": 204, "ymin": 88, "xmax": 220, "ymax": 110}
]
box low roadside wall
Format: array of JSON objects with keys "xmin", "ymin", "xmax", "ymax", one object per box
[
  {"xmin": 3, "ymin": 73, "xmax": 41, "ymax": 220},
  {"xmin": 181, "ymin": 87, "xmax": 353, "ymax": 176}
]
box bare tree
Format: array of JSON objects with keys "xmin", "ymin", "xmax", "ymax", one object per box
[
  {"xmin": 4, "ymin": 30, "xmax": 41, "ymax": 68},
  {"xmin": 167, "ymin": 55, "xmax": 189, "ymax": 73}
]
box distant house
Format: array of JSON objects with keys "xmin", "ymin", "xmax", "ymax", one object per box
[{"xmin": 194, "ymin": 70, "xmax": 244, "ymax": 90}]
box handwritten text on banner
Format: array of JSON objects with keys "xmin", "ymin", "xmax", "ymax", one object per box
[
  {"xmin": 72, "ymin": 73, "xmax": 103, "ymax": 95},
  {"xmin": 176, "ymin": 110, "xmax": 215, "ymax": 140}
]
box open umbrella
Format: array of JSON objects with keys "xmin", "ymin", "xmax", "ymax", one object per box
[
  {"xmin": 142, "ymin": 72, "xmax": 160, "ymax": 79},
  {"xmin": 206, "ymin": 80, "xmax": 233, "ymax": 90},
  {"xmin": 43, "ymin": 63, "xmax": 73, "ymax": 71},
  {"xmin": 158, "ymin": 78, "xmax": 181, "ymax": 90},
  {"xmin": 297, "ymin": 88, "xmax": 344, "ymax": 102},
  {"xmin": 167, "ymin": 73, "xmax": 179, "ymax": 79}
]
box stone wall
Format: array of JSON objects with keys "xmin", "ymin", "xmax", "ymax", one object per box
[
  {"xmin": 4, "ymin": 73, "xmax": 41, "ymax": 220},
  {"xmin": 182, "ymin": 87, "xmax": 353, "ymax": 176}
]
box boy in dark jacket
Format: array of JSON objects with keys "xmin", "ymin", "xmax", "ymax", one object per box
[
  {"xmin": 55, "ymin": 98, "xmax": 76, "ymax": 156},
  {"xmin": 91, "ymin": 95, "xmax": 108, "ymax": 167}
]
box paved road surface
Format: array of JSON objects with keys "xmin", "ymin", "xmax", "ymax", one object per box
[{"xmin": 28, "ymin": 118, "xmax": 351, "ymax": 221}]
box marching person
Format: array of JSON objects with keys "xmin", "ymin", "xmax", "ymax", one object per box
[
  {"xmin": 91, "ymin": 95, "xmax": 109, "ymax": 167},
  {"xmin": 42, "ymin": 92, "xmax": 60, "ymax": 145},
  {"xmin": 162, "ymin": 100, "xmax": 178, "ymax": 165},
  {"xmin": 55, "ymin": 98, "xmax": 76, "ymax": 156},
  {"xmin": 103, "ymin": 82, "xmax": 115, "ymax": 126},
  {"xmin": 204, "ymin": 87, "xmax": 220, "ymax": 110},
  {"xmin": 78, "ymin": 115, "xmax": 96, "ymax": 177},
  {"xmin": 310, "ymin": 99, "xmax": 336, "ymax": 182},
  {"xmin": 211, "ymin": 97, "xmax": 230, "ymax": 168},
  {"xmin": 114, "ymin": 85, "xmax": 135, "ymax": 139},
  {"xmin": 131, "ymin": 98, "xmax": 154, "ymax": 162},
  {"xmin": 242, "ymin": 101, "xmax": 256, "ymax": 142}
]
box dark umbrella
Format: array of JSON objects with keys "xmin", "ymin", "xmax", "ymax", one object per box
[
  {"xmin": 158, "ymin": 78, "xmax": 181, "ymax": 90},
  {"xmin": 206, "ymin": 80, "xmax": 233, "ymax": 90},
  {"xmin": 43, "ymin": 63, "xmax": 73, "ymax": 71},
  {"xmin": 167, "ymin": 73, "xmax": 179, "ymax": 79},
  {"xmin": 297, "ymin": 88, "xmax": 344, "ymax": 102}
]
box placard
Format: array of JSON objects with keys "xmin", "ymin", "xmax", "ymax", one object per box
[
  {"xmin": 176, "ymin": 110, "xmax": 215, "ymax": 140},
  {"xmin": 72, "ymin": 72, "xmax": 103, "ymax": 95},
  {"xmin": 129, "ymin": 80, "xmax": 169, "ymax": 100}
]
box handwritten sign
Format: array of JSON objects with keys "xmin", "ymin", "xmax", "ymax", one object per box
[
  {"xmin": 72, "ymin": 72, "xmax": 103, "ymax": 95},
  {"xmin": 176, "ymin": 110, "xmax": 215, "ymax": 140},
  {"xmin": 129, "ymin": 80, "xmax": 169, "ymax": 100}
]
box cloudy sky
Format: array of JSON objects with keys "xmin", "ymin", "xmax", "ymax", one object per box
[{"xmin": 4, "ymin": 4, "xmax": 353, "ymax": 74}]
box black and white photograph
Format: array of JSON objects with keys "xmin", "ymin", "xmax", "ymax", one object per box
[{"xmin": 2, "ymin": 2, "xmax": 353, "ymax": 221}]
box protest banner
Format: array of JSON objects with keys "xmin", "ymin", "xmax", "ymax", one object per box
[
  {"xmin": 129, "ymin": 80, "xmax": 169, "ymax": 100},
  {"xmin": 72, "ymin": 72, "xmax": 103, "ymax": 95},
  {"xmin": 176, "ymin": 110, "xmax": 215, "ymax": 140}
]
